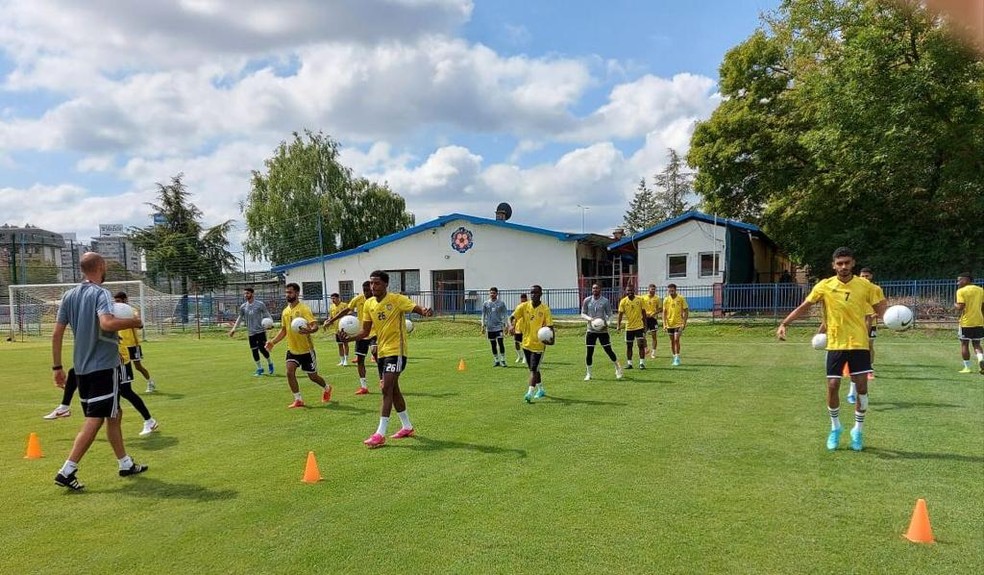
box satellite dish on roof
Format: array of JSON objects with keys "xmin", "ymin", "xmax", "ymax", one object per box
[{"xmin": 495, "ymin": 202, "xmax": 512, "ymax": 221}]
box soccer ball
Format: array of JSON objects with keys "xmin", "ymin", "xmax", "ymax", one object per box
[
  {"xmin": 405, "ymin": 319, "xmax": 414, "ymax": 333},
  {"xmin": 261, "ymin": 317, "xmax": 274, "ymax": 329},
  {"xmin": 590, "ymin": 318, "xmax": 606, "ymax": 331},
  {"xmin": 537, "ymin": 326, "xmax": 554, "ymax": 344},
  {"xmin": 112, "ymin": 302, "xmax": 134, "ymax": 319},
  {"xmin": 290, "ymin": 317, "xmax": 308, "ymax": 333},
  {"xmin": 339, "ymin": 315, "xmax": 360, "ymax": 335},
  {"xmin": 883, "ymin": 305, "xmax": 914, "ymax": 331},
  {"xmin": 811, "ymin": 333, "xmax": 827, "ymax": 350}
]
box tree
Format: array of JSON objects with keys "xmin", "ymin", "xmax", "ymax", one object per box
[
  {"xmin": 651, "ymin": 149, "xmax": 693, "ymax": 221},
  {"xmin": 242, "ymin": 130, "xmax": 415, "ymax": 266},
  {"xmin": 622, "ymin": 179, "xmax": 660, "ymax": 234},
  {"xmin": 129, "ymin": 174, "xmax": 237, "ymax": 305},
  {"xmin": 24, "ymin": 258, "xmax": 59, "ymax": 284},
  {"xmin": 688, "ymin": 0, "xmax": 984, "ymax": 278}
]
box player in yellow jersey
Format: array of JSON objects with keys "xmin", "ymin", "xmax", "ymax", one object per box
[
  {"xmin": 641, "ymin": 283, "xmax": 662, "ymax": 359},
  {"xmin": 617, "ymin": 284, "xmax": 648, "ymax": 369},
  {"xmin": 266, "ymin": 283, "xmax": 332, "ymax": 408},
  {"xmin": 342, "ymin": 270, "xmax": 432, "ymax": 448},
  {"xmin": 113, "ymin": 291, "xmax": 156, "ymax": 392},
  {"xmin": 510, "ymin": 284, "xmax": 554, "ymax": 403},
  {"xmin": 324, "ymin": 281, "xmax": 376, "ymax": 394},
  {"xmin": 854, "ymin": 268, "xmax": 886, "ymax": 395},
  {"xmin": 777, "ymin": 248, "xmax": 887, "ymax": 451},
  {"xmin": 511, "ymin": 293, "xmax": 529, "ymax": 363},
  {"xmin": 325, "ymin": 293, "xmax": 351, "ymax": 367},
  {"xmin": 955, "ymin": 272, "xmax": 984, "ymax": 374},
  {"xmin": 663, "ymin": 284, "xmax": 689, "ymax": 366}
]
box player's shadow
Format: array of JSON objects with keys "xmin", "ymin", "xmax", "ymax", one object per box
[
  {"xmin": 864, "ymin": 447, "xmax": 984, "ymax": 464},
  {"xmin": 882, "ymin": 376, "xmax": 944, "ymax": 381},
  {"xmin": 323, "ymin": 403, "xmax": 376, "ymax": 416},
  {"xmin": 539, "ymin": 395, "xmax": 628, "ymax": 407},
  {"xmin": 402, "ymin": 391, "xmax": 460, "ymax": 399},
  {"xmin": 102, "ymin": 477, "xmax": 238, "ymax": 501},
  {"xmin": 399, "ymin": 435, "xmax": 527, "ymax": 458},
  {"xmin": 136, "ymin": 434, "xmax": 179, "ymax": 451},
  {"xmin": 677, "ymin": 363, "xmax": 743, "ymax": 368},
  {"xmin": 871, "ymin": 401, "xmax": 963, "ymax": 412},
  {"xmin": 144, "ymin": 391, "xmax": 185, "ymax": 400}
]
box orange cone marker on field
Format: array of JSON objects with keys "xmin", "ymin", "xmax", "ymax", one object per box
[
  {"xmin": 301, "ymin": 451, "xmax": 322, "ymax": 484},
  {"xmin": 904, "ymin": 499, "xmax": 935, "ymax": 543},
  {"xmin": 842, "ymin": 363, "xmax": 851, "ymax": 378},
  {"xmin": 24, "ymin": 432, "xmax": 43, "ymax": 459},
  {"xmin": 458, "ymin": 358, "xmax": 466, "ymax": 372}
]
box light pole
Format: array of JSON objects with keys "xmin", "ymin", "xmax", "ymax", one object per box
[{"xmin": 576, "ymin": 204, "xmax": 590, "ymax": 233}]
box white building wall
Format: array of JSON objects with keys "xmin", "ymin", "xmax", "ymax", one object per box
[{"xmin": 635, "ymin": 219, "xmax": 725, "ymax": 288}]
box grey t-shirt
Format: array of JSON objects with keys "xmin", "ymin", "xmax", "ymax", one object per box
[
  {"xmin": 582, "ymin": 295, "xmax": 613, "ymax": 332},
  {"xmin": 56, "ymin": 281, "xmax": 120, "ymax": 375},
  {"xmin": 482, "ymin": 299, "xmax": 508, "ymax": 332},
  {"xmin": 239, "ymin": 300, "xmax": 272, "ymax": 335}
]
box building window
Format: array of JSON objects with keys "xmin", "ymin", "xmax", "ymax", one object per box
[
  {"xmin": 385, "ymin": 269, "xmax": 420, "ymax": 294},
  {"xmin": 667, "ymin": 254, "xmax": 687, "ymax": 279},
  {"xmin": 301, "ymin": 281, "xmax": 323, "ymax": 301},
  {"xmin": 338, "ymin": 280, "xmax": 354, "ymax": 301},
  {"xmin": 700, "ymin": 252, "xmax": 721, "ymax": 277}
]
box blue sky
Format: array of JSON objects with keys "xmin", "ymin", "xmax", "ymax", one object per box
[{"xmin": 0, "ymin": 0, "xmax": 779, "ymax": 269}]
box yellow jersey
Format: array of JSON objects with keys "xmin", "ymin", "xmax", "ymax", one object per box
[
  {"xmin": 281, "ymin": 302, "xmax": 316, "ymax": 354},
  {"xmin": 326, "ymin": 301, "xmax": 347, "ymax": 334},
  {"xmin": 807, "ymin": 276, "xmax": 884, "ymax": 350},
  {"xmin": 511, "ymin": 302, "xmax": 529, "ymax": 334},
  {"xmin": 618, "ymin": 296, "xmax": 646, "ymax": 331},
  {"xmin": 515, "ymin": 301, "xmax": 553, "ymax": 353},
  {"xmin": 957, "ymin": 284, "xmax": 984, "ymax": 327},
  {"xmin": 366, "ymin": 292, "xmax": 416, "ymax": 358},
  {"xmin": 117, "ymin": 337, "xmax": 132, "ymax": 364},
  {"xmin": 663, "ymin": 295, "xmax": 689, "ymax": 328},
  {"xmin": 641, "ymin": 293, "xmax": 662, "ymax": 318},
  {"xmin": 866, "ymin": 283, "xmax": 885, "ymax": 323}
]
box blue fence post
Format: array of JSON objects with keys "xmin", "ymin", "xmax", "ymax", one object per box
[{"xmin": 772, "ymin": 283, "xmax": 779, "ymax": 324}]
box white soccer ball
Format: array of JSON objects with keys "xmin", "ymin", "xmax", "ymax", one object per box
[
  {"xmin": 537, "ymin": 326, "xmax": 554, "ymax": 344},
  {"xmin": 883, "ymin": 305, "xmax": 914, "ymax": 331},
  {"xmin": 590, "ymin": 318, "xmax": 606, "ymax": 331},
  {"xmin": 112, "ymin": 302, "xmax": 134, "ymax": 319},
  {"xmin": 261, "ymin": 317, "xmax": 274, "ymax": 329},
  {"xmin": 339, "ymin": 315, "xmax": 360, "ymax": 335},
  {"xmin": 811, "ymin": 333, "xmax": 827, "ymax": 350},
  {"xmin": 290, "ymin": 317, "xmax": 309, "ymax": 333},
  {"xmin": 405, "ymin": 319, "xmax": 414, "ymax": 333}
]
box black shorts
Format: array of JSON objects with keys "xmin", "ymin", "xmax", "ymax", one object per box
[
  {"xmin": 645, "ymin": 317, "xmax": 659, "ymax": 332},
  {"xmin": 825, "ymin": 350, "xmax": 873, "ymax": 378},
  {"xmin": 514, "ymin": 332, "xmax": 523, "ymax": 343},
  {"xmin": 248, "ymin": 332, "xmax": 267, "ymax": 350},
  {"xmin": 868, "ymin": 325, "xmax": 877, "ymax": 339},
  {"xmin": 958, "ymin": 326, "xmax": 984, "ymax": 341},
  {"xmin": 73, "ymin": 367, "xmax": 120, "ymax": 418},
  {"xmin": 286, "ymin": 351, "xmax": 318, "ymax": 373},
  {"xmin": 585, "ymin": 331, "xmax": 612, "ymax": 347},
  {"xmin": 486, "ymin": 330, "xmax": 503, "ymax": 340},
  {"xmin": 126, "ymin": 345, "xmax": 143, "ymax": 361},
  {"xmin": 379, "ymin": 355, "xmax": 407, "ymax": 375},
  {"xmin": 355, "ymin": 337, "xmax": 377, "ymax": 357},
  {"xmin": 523, "ymin": 348, "xmax": 544, "ymax": 372},
  {"xmin": 625, "ymin": 328, "xmax": 645, "ymax": 343},
  {"xmin": 121, "ymin": 362, "xmax": 134, "ymax": 383},
  {"xmin": 334, "ymin": 333, "xmax": 345, "ymax": 343},
  {"xmin": 666, "ymin": 327, "xmax": 682, "ymax": 335}
]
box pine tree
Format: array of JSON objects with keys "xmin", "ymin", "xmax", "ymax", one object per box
[
  {"xmin": 652, "ymin": 148, "xmax": 693, "ymax": 221},
  {"xmin": 622, "ymin": 178, "xmax": 660, "ymax": 234}
]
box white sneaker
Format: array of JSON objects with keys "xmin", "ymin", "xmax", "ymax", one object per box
[
  {"xmin": 583, "ymin": 373, "xmax": 591, "ymax": 381},
  {"xmin": 515, "ymin": 356, "xmax": 522, "ymax": 363},
  {"xmin": 337, "ymin": 360, "xmax": 345, "ymax": 366},
  {"xmin": 43, "ymin": 407, "xmax": 71, "ymax": 420},
  {"xmin": 145, "ymin": 380, "xmax": 156, "ymax": 393},
  {"xmin": 139, "ymin": 418, "xmax": 159, "ymax": 437},
  {"xmin": 615, "ymin": 364, "xmax": 624, "ymax": 380},
  {"xmin": 649, "ymin": 350, "xmax": 656, "ymax": 359}
]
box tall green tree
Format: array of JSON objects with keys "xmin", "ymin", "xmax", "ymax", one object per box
[
  {"xmin": 688, "ymin": 0, "xmax": 984, "ymax": 278},
  {"xmin": 129, "ymin": 174, "xmax": 237, "ymax": 299},
  {"xmin": 242, "ymin": 130, "xmax": 415, "ymax": 266},
  {"xmin": 622, "ymin": 178, "xmax": 660, "ymax": 234},
  {"xmin": 651, "ymin": 148, "xmax": 693, "ymax": 221}
]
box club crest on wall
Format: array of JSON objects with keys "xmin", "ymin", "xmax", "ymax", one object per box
[{"xmin": 450, "ymin": 227, "xmax": 474, "ymax": 253}]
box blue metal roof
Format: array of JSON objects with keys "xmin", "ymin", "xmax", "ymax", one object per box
[
  {"xmin": 271, "ymin": 213, "xmax": 585, "ymax": 272},
  {"xmin": 608, "ymin": 210, "xmax": 765, "ymax": 252}
]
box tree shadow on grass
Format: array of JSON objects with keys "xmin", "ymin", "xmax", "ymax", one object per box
[
  {"xmin": 538, "ymin": 395, "xmax": 628, "ymax": 407},
  {"xmin": 864, "ymin": 447, "xmax": 984, "ymax": 464},
  {"xmin": 872, "ymin": 401, "xmax": 963, "ymax": 412},
  {"xmin": 100, "ymin": 477, "xmax": 238, "ymax": 501},
  {"xmin": 398, "ymin": 435, "xmax": 527, "ymax": 458},
  {"xmin": 136, "ymin": 434, "xmax": 179, "ymax": 451}
]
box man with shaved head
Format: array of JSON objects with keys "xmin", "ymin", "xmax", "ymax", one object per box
[{"xmin": 50, "ymin": 252, "xmax": 149, "ymax": 490}]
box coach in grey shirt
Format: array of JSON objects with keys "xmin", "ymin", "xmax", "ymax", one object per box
[
  {"xmin": 481, "ymin": 287, "xmax": 509, "ymax": 367},
  {"xmin": 51, "ymin": 252, "xmax": 148, "ymax": 490},
  {"xmin": 579, "ymin": 283, "xmax": 623, "ymax": 381}
]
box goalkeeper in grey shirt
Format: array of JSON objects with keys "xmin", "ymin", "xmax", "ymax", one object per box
[
  {"xmin": 229, "ymin": 287, "xmax": 275, "ymax": 376},
  {"xmin": 481, "ymin": 287, "xmax": 509, "ymax": 367},
  {"xmin": 581, "ymin": 283, "xmax": 623, "ymax": 381}
]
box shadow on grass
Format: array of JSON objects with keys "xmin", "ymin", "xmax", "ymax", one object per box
[
  {"xmin": 672, "ymin": 363, "xmax": 744, "ymax": 368},
  {"xmin": 399, "ymin": 435, "xmax": 527, "ymax": 458},
  {"xmin": 872, "ymin": 401, "xmax": 963, "ymax": 411},
  {"xmin": 881, "ymin": 376, "xmax": 946, "ymax": 382},
  {"xmin": 101, "ymin": 477, "xmax": 238, "ymax": 501},
  {"xmin": 538, "ymin": 395, "xmax": 628, "ymax": 407},
  {"xmin": 865, "ymin": 447, "xmax": 984, "ymax": 464},
  {"xmin": 136, "ymin": 434, "xmax": 179, "ymax": 451},
  {"xmin": 401, "ymin": 391, "xmax": 460, "ymax": 399},
  {"xmin": 142, "ymin": 391, "xmax": 185, "ymax": 400},
  {"xmin": 324, "ymin": 403, "xmax": 376, "ymax": 416}
]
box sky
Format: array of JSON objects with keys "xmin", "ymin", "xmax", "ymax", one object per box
[{"xmin": 0, "ymin": 0, "xmax": 780, "ymax": 270}]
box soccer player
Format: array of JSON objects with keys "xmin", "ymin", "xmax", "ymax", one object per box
[
  {"xmin": 118, "ymin": 327, "xmax": 159, "ymax": 437},
  {"xmin": 481, "ymin": 287, "xmax": 509, "ymax": 367},
  {"xmin": 265, "ymin": 283, "xmax": 332, "ymax": 408},
  {"xmin": 326, "ymin": 293, "xmax": 350, "ymax": 366},
  {"xmin": 855, "ymin": 268, "xmax": 885, "ymax": 390},
  {"xmin": 512, "ymin": 293, "xmax": 528, "ymax": 363},
  {"xmin": 641, "ymin": 283, "xmax": 662, "ymax": 359},
  {"xmin": 229, "ymin": 287, "xmax": 275, "ymax": 376},
  {"xmin": 663, "ymin": 283, "xmax": 689, "ymax": 366},
  {"xmin": 617, "ymin": 284, "xmax": 648, "ymax": 370},
  {"xmin": 111, "ymin": 291, "xmax": 157, "ymax": 392},
  {"xmin": 50, "ymin": 252, "xmax": 148, "ymax": 490},
  {"xmin": 510, "ymin": 285, "xmax": 553, "ymax": 403},
  {"xmin": 777, "ymin": 247, "xmax": 887, "ymax": 452},
  {"xmin": 325, "ymin": 281, "xmax": 376, "ymax": 394},
  {"xmin": 341, "ymin": 270, "xmax": 432, "ymax": 448},
  {"xmin": 955, "ymin": 272, "xmax": 984, "ymax": 374},
  {"xmin": 580, "ymin": 283, "xmax": 623, "ymax": 381}
]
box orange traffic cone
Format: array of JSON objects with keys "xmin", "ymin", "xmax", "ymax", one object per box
[
  {"xmin": 904, "ymin": 499, "xmax": 935, "ymax": 543},
  {"xmin": 458, "ymin": 358, "xmax": 466, "ymax": 372},
  {"xmin": 24, "ymin": 432, "xmax": 43, "ymax": 459},
  {"xmin": 301, "ymin": 451, "xmax": 322, "ymax": 484},
  {"xmin": 842, "ymin": 362, "xmax": 851, "ymax": 377}
]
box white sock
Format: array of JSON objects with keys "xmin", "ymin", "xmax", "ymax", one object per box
[
  {"xmin": 639, "ymin": 359, "xmax": 645, "ymax": 367},
  {"xmin": 58, "ymin": 404, "xmax": 70, "ymax": 411},
  {"xmin": 849, "ymin": 381, "xmax": 857, "ymax": 396},
  {"xmin": 293, "ymin": 392, "xmax": 302, "ymax": 401},
  {"xmin": 359, "ymin": 377, "xmax": 368, "ymax": 389},
  {"xmin": 977, "ymin": 352, "xmax": 984, "ymax": 361},
  {"xmin": 397, "ymin": 410, "xmax": 412, "ymax": 429},
  {"xmin": 964, "ymin": 360, "xmax": 972, "ymax": 368},
  {"xmin": 853, "ymin": 410, "xmax": 865, "ymax": 431},
  {"xmin": 828, "ymin": 407, "xmax": 841, "ymax": 431},
  {"xmin": 59, "ymin": 460, "xmax": 78, "ymax": 476},
  {"xmin": 118, "ymin": 455, "xmax": 134, "ymax": 470},
  {"xmin": 585, "ymin": 365, "xmax": 592, "ymax": 375},
  {"xmin": 376, "ymin": 416, "xmax": 390, "ymax": 436},
  {"xmin": 255, "ymin": 361, "xmax": 262, "ymax": 368}
]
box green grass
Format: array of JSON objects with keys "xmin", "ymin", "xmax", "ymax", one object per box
[{"xmin": 2, "ymin": 322, "xmax": 982, "ymax": 574}]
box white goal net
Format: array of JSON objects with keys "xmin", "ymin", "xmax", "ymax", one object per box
[{"xmin": 7, "ymin": 280, "xmax": 183, "ymax": 339}]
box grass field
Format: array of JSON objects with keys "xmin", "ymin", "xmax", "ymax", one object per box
[{"xmin": 2, "ymin": 322, "xmax": 982, "ymax": 574}]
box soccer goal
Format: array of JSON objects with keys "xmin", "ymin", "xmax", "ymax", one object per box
[{"xmin": 7, "ymin": 280, "xmax": 183, "ymax": 339}]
